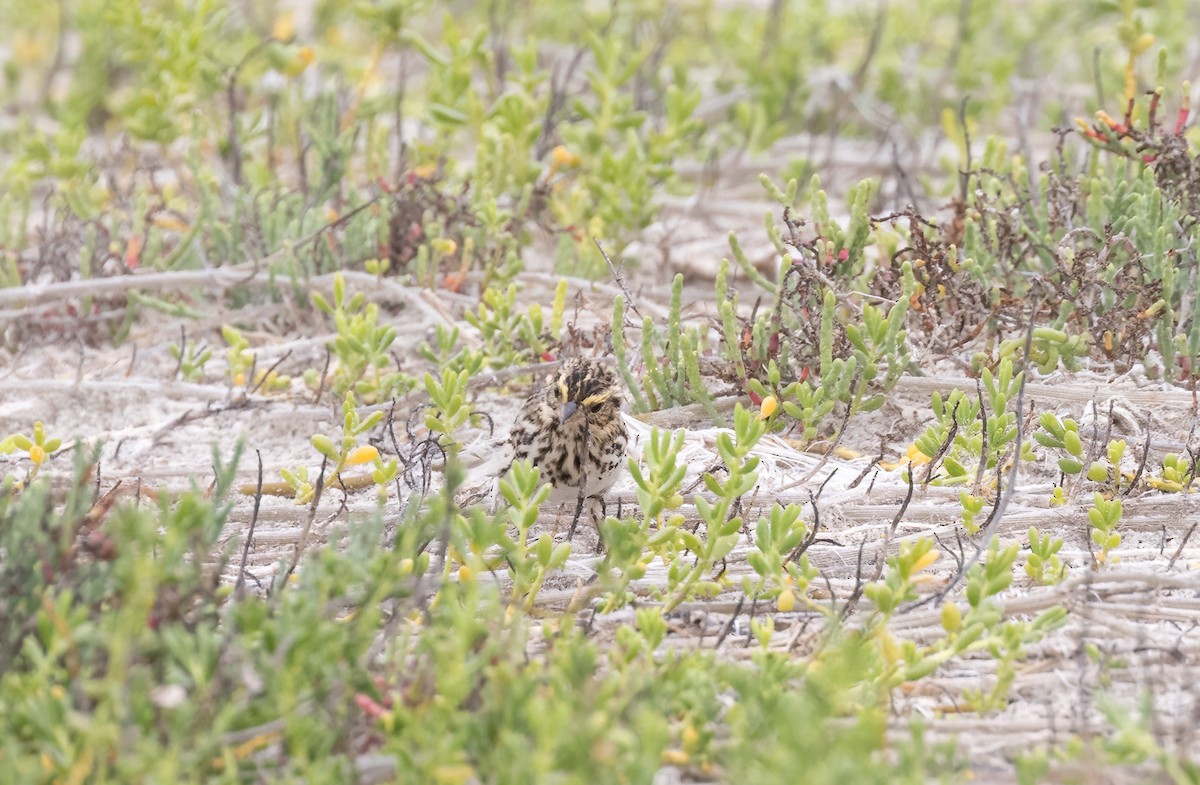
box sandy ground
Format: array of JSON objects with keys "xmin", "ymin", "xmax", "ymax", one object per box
[{"xmin": 3, "ymin": 140, "xmax": 1199, "ymax": 781}]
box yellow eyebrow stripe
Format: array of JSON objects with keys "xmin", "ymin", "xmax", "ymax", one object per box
[{"xmin": 581, "ymin": 392, "xmax": 612, "ymax": 407}]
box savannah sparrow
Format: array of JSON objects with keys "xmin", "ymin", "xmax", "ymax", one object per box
[{"xmin": 506, "ymin": 357, "xmax": 628, "ymax": 532}]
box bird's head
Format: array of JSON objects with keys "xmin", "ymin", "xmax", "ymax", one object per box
[{"xmin": 554, "ymin": 358, "xmax": 622, "ymax": 430}]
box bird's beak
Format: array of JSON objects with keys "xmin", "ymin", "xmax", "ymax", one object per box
[{"xmin": 559, "ymin": 401, "xmax": 579, "ymax": 424}]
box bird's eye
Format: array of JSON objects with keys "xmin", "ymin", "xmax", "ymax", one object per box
[{"xmin": 588, "ymin": 401, "xmax": 604, "ymax": 413}]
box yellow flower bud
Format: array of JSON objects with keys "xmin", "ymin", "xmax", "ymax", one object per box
[
  {"xmin": 283, "ymin": 46, "xmax": 314, "ymax": 78},
  {"xmin": 152, "ymin": 214, "xmax": 191, "ymax": 234},
  {"xmin": 346, "ymin": 445, "xmax": 379, "ymax": 466},
  {"xmin": 906, "ymin": 442, "xmax": 931, "ymax": 464},
  {"xmin": 431, "ymin": 238, "xmax": 458, "ymax": 257},
  {"xmin": 28, "ymin": 444, "xmax": 46, "ymax": 465},
  {"xmin": 911, "ymin": 549, "xmax": 940, "ymax": 573},
  {"xmin": 758, "ymin": 395, "xmax": 778, "ymax": 419},
  {"xmin": 776, "ymin": 588, "xmax": 796, "ymax": 613},
  {"xmin": 458, "ymin": 565, "xmax": 473, "ymax": 582},
  {"xmin": 271, "ymin": 11, "xmax": 297, "ymax": 41},
  {"xmin": 550, "ymin": 144, "xmax": 581, "ymax": 169}
]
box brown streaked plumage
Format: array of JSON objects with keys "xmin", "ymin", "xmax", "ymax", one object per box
[{"xmin": 506, "ymin": 358, "xmax": 628, "ymax": 507}]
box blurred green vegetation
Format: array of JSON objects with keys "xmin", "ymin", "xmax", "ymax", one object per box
[{"xmin": 0, "ymin": 0, "xmax": 1193, "ymax": 276}]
